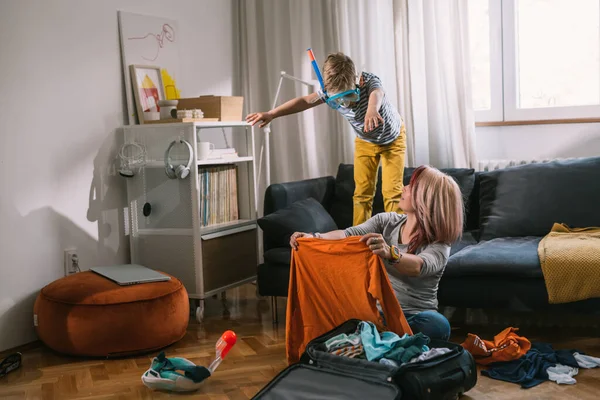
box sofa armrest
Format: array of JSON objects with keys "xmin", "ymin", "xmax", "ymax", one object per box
[{"xmin": 263, "ymin": 176, "xmax": 336, "ymax": 216}]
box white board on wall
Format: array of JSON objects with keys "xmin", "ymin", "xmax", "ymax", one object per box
[{"xmin": 118, "ymin": 11, "xmax": 182, "ymax": 125}]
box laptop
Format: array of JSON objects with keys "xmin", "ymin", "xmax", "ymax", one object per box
[{"xmin": 91, "ymin": 264, "xmax": 171, "ymax": 286}]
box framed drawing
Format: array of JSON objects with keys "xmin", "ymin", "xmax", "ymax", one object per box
[
  {"xmin": 130, "ymin": 65, "xmax": 165, "ymax": 124},
  {"xmin": 118, "ymin": 11, "xmax": 182, "ymax": 124}
]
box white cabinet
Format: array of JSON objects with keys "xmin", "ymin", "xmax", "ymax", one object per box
[{"xmin": 122, "ymin": 122, "xmax": 258, "ymax": 321}]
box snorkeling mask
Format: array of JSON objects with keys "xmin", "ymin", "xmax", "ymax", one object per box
[
  {"xmin": 141, "ymin": 352, "xmax": 211, "ymax": 392},
  {"xmin": 325, "ymin": 88, "xmax": 360, "ymax": 109},
  {"xmin": 142, "ymin": 330, "xmax": 237, "ymax": 392},
  {"xmin": 307, "ymin": 48, "xmax": 360, "ymax": 110}
]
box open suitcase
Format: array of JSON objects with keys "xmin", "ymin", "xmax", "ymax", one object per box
[{"xmin": 252, "ymin": 319, "xmax": 477, "ymax": 400}]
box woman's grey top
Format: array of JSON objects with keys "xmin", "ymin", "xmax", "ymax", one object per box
[{"xmin": 344, "ymin": 213, "xmax": 450, "ymax": 315}]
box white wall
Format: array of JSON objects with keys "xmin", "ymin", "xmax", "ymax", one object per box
[
  {"xmin": 0, "ymin": 0, "xmax": 235, "ymax": 351},
  {"xmin": 476, "ymin": 123, "xmax": 600, "ymax": 161}
]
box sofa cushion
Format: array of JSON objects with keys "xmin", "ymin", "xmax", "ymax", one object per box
[
  {"xmin": 450, "ymin": 231, "xmax": 479, "ymax": 256},
  {"xmin": 258, "ymin": 198, "xmax": 338, "ymax": 248},
  {"xmin": 478, "ymin": 157, "xmax": 600, "ymax": 240},
  {"xmin": 264, "ymin": 248, "xmax": 292, "ymax": 265},
  {"xmin": 329, "ymin": 164, "xmax": 385, "ymax": 229},
  {"xmin": 444, "ymin": 237, "xmax": 543, "ymax": 278},
  {"xmin": 466, "ymin": 172, "xmax": 481, "ymax": 233},
  {"xmin": 438, "ymin": 275, "xmax": 600, "ymax": 313},
  {"xmin": 264, "ymin": 176, "xmax": 335, "ymax": 216}
]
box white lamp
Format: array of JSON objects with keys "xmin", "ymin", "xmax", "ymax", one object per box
[{"xmin": 261, "ymin": 71, "xmax": 320, "ymax": 188}]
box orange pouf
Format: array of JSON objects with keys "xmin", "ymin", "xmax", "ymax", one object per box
[{"xmin": 33, "ymin": 270, "xmax": 189, "ymax": 357}]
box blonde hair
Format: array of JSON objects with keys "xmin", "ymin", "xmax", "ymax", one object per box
[
  {"xmin": 322, "ymin": 52, "xmax": 356, "ymax": 93},
  {"xmin": 407, "ymin": 166, "xmax": 464, "ymax": 253}
]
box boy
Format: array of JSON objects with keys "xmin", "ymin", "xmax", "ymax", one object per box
[{"xmin": 246, "ymin": 52, "xmax": 406, "ymax": 226}]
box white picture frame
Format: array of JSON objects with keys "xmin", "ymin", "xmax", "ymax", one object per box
[{"xmin": 129, "ymin": 65, "xmax": 165, "ymax": 125}]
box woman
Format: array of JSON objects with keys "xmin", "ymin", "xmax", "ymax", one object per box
[{"xmin": 289, "ymin": 165, "xmax": 463, "ymax": 341}]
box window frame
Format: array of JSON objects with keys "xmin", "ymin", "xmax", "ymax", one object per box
[{"xmin": 473, "ymin": 0, "xmax": 600, "ymax": 123}]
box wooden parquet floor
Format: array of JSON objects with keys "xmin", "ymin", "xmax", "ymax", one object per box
[{"xmin": 1, "ymin": 283, "xmax": 599, "ymax": 399}]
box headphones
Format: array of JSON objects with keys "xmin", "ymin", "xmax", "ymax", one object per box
[
  {"xmin": 164, "ymin": 139, "xmax": 194, "ymax": 179},
  {"xmin": 118, "ymin": 142, "xmax": 146, "ymax": 178}
]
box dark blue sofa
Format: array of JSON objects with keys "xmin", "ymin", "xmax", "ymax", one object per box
[{"xmin": 257, "ymin": 157, "xmax": 600, "ymax": 318}]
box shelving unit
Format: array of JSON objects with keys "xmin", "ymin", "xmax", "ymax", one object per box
[
  {"xmin": 144, "ymin": 156, "xmax": 254, "ymax": 168},
  {"xmin": 122, "ymin": 121, "xmax": 258, "ymax": 321}
]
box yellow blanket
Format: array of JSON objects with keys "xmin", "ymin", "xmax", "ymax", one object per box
[{"xmin": 538, "ymin": 223, "xmax": 600, "ymax": 304}]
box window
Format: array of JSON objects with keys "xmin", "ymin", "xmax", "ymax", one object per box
[{"xmin": 468, "ymin": 0, "xmax": 600, "ymax": 123}]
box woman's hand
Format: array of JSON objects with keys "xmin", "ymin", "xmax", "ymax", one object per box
[
  {"xmin": 360, "ymin": 233, "xmax": 392, "ymax": 259},
  {"xmin": 290, "ymin": 232, "xmax": 314, "ymax": 250},
  {"xmin": 246, "ymin": 111, "xmax": 274, "ymax": 128}
]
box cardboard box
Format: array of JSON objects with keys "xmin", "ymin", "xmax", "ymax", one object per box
[{"xmin": 177, "ymin": 96, "xmax": 244, "ymax": 121}]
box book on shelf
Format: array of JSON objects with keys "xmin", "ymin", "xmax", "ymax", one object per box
[
  {"xmin": 206, "ymin": 148, "xmax": 238, "ymax": 160},
  {"xmin": 207, "ymin": 152, "xmax": 239, "ymax": 160},
  {"xmin": 199, "ymin": 164, "xmax": 239, "ymax": 227}
]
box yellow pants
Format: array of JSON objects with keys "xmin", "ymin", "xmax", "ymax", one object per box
[{"xmin": 353, "ymin": 125, "xmax": 407, "ymax": 226}]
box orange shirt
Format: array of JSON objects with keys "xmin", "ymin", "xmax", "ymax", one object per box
[
  {"xmin": 461, "ymin": 327, "xmax": 531, "ymax": 365},
  {"xmin": 285, "ymin": 236, "xmax": 413, "ymax": 364}
]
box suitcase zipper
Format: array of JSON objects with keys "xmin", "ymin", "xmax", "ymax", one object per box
[
  {"xmin": 310, "ymin": 346, "xmax": 462, "ymax": 380},
  {"xmin": 309, "ymin": 356, "xmax": 397, "ymax": 382}
]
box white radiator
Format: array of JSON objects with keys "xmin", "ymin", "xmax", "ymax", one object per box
[{"xmin": 477, "ymin": 158, "xmax": 567, "ymax": 172}]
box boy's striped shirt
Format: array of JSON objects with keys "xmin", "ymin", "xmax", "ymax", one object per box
[{"xmin": 319, "ymin": 71, "xmax": 403, "ymax": 145}]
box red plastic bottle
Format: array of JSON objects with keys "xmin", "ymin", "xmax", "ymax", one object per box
[{"xmin": 208, "ymin": 330, "xmax": 237, "ymax": 373}]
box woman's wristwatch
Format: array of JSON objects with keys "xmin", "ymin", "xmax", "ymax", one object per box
[
  {"xmin": 390, "ymin": 245, "xmax": 403, "ymax": 263},
  {"xmin": 311, "ymin": 232, "xmax": 322, "ymax": 239}
]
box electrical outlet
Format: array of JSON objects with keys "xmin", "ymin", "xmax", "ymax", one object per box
[{"xmin": 64, "ymin": 248, "xmax": 78, "ymax": 275}]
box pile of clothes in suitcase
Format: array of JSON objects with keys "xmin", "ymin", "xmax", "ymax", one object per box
[
  {"xmin": 461, "ymin": 327, "xmax": 600, "ymax": 388},
  {"xmin": 324, "ymin": 321, "xmax": 451, "ymax": 367}
]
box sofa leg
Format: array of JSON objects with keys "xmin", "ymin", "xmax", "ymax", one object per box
[{"xmin": 271, "ymin": 296, "xmax": 279, "ymax": 324}]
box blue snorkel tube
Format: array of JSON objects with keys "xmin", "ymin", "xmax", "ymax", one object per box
[
  {"xmin": 307, "ymin": 48, "xmax": 326, "ymax": 94},
  {"xmin": 307, "ymin": 48, "xmax": 360, "ymax": 110}
]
